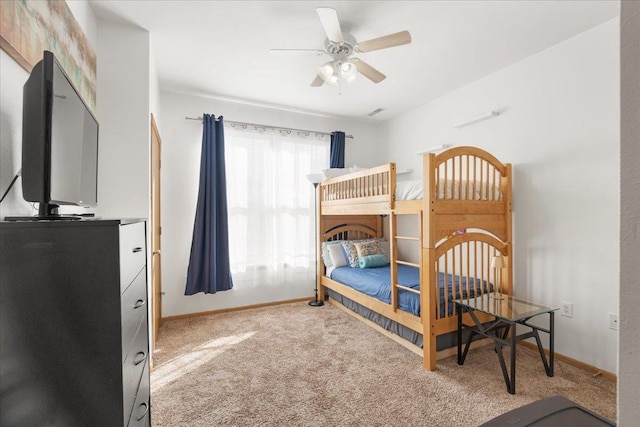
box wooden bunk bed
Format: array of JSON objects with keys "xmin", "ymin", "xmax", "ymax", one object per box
[{"xmin": 316, "ymin": 146, "xmax": 512, "ymax": 370}]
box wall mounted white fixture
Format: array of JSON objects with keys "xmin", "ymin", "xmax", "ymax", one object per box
[{"xmin": 454, "ymin": 111, "xmax": 500, "ymax": 129}]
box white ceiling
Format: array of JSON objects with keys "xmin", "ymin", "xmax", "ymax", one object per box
[{"xmin": 89, "ymin": 1, "xmax": 619, "ymax": 122}]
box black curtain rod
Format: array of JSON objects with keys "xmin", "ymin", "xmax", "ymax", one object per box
[{"xmin": 185, "ymin": 116, "xmax": 353, "ymax": 139}]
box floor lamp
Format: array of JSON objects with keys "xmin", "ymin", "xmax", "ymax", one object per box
[{"xmin": 307, "ymin": 174, "xmax": 324, "ymax": 307}]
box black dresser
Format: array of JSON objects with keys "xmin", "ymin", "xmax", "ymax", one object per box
[{"xmin": 0, "ymin": 219, "xmax": 151, "ymax": 426}]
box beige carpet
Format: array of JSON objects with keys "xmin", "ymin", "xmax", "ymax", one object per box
[{"xmin": 150, "ymin": 301, "xmax": 616, "ymax": 426}]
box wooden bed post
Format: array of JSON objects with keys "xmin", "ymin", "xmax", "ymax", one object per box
[
  {"xmin": 389, "ymin": 212, "xmax": 398, "ymax": 311},
  {"xmin": 505, "ymin": 163, "xmax": 513, "ymax": 296},
  {"xmin": 422, "ymin": 153, "xmax": 437, "ymax": 370},
  {"xmin": 422, "ymin": 248, "xmax": 437, "ymax": 370},
  {"xmin": 423, "ymin": 153, "xmax": 437, "ymax": 247}
]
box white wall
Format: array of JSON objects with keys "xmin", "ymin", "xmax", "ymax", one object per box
[
  {"xmin": 95, "ymin": 20, "xmax": 150, "ymax": 219},
  {"xmin": 0, "ymin": 50, "xmax": 30, "ymax": 218},
  {"xmin": 158, "ymin": 90, "xmax": 381, "ymax": 317},
  {"xmin": 149, "ymin": 37, "xmax": 160, "ymax": 126},
  {"xmin": 0, "ymin": 1, "xmax": 98, "ymax": 218},
  {"xmin": 619, "ymin": 1, "xmax": 640, "ymax": 424},
  {"xmin": 380, "ymin": 19, "xmax": 620, "ymax": 374}
]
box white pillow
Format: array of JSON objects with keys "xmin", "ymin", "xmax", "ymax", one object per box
[
  {"xmin": 321, "ymin": 241, "xmax": 342, "ymax": 268},
  {"xmin": 322, "ymin": 168, "xmax": 350, "ymax": 179},
  {"xmin": 349, "ymin": 164, "xmax": 365, "ymax": 173},
  {"xmin": 328, "ymin": 243, "xmax": 348, "ymax": 268}
]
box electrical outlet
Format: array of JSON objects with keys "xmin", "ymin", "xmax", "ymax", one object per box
[
  {"xmin": 609, "ymin": 313, "xmax": 619, "ymax": 330},
  {"xmin": 561, "ymin": 301, "xmax": 573, "ymax": 318}
]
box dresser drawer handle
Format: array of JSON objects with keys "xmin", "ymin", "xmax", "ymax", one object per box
[
  {"xmin": 132, "ymin": 247, "xmax": 143, "ymax": 253},
  {"xmin": 137, "ymin": 402, "xmax": 149, "ymax": 421},
  {"xmin": 134, "ymin": 299, "xmax": 146, "ymax": 309},
  {"xmin": 134, "ymin": 351, "xmax": 147, "ymax": 365}
]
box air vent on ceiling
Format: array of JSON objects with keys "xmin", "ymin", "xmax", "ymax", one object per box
[{"xmin": 367, "ymin": 108, "xmax": 384, "ymax": 117}]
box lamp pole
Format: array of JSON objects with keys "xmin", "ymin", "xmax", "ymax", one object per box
[{"xmin": 309, "ymin": 181, "xmax": 324, "ymax": 307}]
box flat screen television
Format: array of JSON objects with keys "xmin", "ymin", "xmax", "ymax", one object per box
[{"xmin": 18, "ymin": 50, "xmax": 98, "ymax": 220}]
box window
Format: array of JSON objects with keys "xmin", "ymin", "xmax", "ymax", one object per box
[{"xmin": 225, "ymin": 126, "xmax": 329, "ymax": 289}]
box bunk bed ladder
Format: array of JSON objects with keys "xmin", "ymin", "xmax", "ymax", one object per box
[{"xmin": 389, "ymin": 210, "xmax": 423, "ymax": 313}]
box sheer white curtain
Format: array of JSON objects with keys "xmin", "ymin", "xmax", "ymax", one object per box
[{"xmin": 224, "ymin": 126, "xmax": 329, "ymax": 289}]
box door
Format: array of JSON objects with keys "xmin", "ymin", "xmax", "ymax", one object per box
[{"xmin": 150, "ymin": 114, "xmax": 162, "ymax": 353}]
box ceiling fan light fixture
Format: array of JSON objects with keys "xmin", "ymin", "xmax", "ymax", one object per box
[
  {"xmin": 339, "ymin": 60, "xmax": 358, "ymax": 82},
  {"xmin": 273, "ymin": 8, "xmax": 412, "ymax": 89},
  {"xmin": 340, "ymin": 61, "xmax": 353, "ymax": 72},
  {"xmin": 325, "ymin": 75, "xmax": 339, "ymax": 86},
  {"xmin": 318, "ymin": 61, "xmax": 339, "ymax": 86},
  {"xmin": 321, "ymin": 63, "xmax": 334, "ymax": 75}
]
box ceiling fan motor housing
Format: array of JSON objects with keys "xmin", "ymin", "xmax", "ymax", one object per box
[{"xmin": 324, "ymin": 33, "xmax": 357, "ymax": 61}]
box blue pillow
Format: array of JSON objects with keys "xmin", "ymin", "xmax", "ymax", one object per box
[{"xmin": 358, "ymin": 254, "xmax": 389, "ymax": 268}]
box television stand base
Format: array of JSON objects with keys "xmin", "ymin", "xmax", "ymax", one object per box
[{"xmin": 4, "ymin": 215, "xmax": 82, "ymax": 222}]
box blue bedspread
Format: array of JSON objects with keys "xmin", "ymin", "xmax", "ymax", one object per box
[{"xmin": 330, "ymin": 265, "xmax": 491, "ymax": 317}]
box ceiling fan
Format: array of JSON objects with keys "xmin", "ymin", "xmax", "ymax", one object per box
[{"xmin": 271, "ymin": 7, "xmax": 411, "ymax": 87}]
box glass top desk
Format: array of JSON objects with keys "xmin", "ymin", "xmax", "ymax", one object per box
[{"xmin": 454, "ymin": 293, "xmax": 559, "ymax": 394}]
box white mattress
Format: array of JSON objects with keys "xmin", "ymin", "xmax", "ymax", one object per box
[{"xmin": 396, "ymin": 180, "xmax": 423, "ymax": 200}]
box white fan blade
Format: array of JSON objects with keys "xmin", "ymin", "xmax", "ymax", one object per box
[
  {"xmin": 311, "ymin": 75, "xmax": 324, "ymax": 87},
  {"xmin": 316, "ymin": 7, "xmax": 344, "ymax": 44},
  {"xmin": 270, "ymin": 49, "xmax": 326, "ymax": 56},
  {"xmin": 355, "ymin": 30, "xmax": 411, "ymax": 53},
  {"xmin": 353, "ymin": 58, "xmax": 386, "ymax": 83}
]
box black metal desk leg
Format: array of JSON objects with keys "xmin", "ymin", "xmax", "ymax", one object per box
[
  {"xmin": 550, "ymin": 311, "xmax": 554, "ymax": 376},
  {"xmin": 460, "ymin": 309, "xmax": 480, "ymax": 364},
  {"xmin": 495, "ymin": 343, "xmax": 510, "ymax": 392},
  {"xmin": 533, "ymin": 329, "xmax": 551, "ymax": 375},
  {"xmin": 501, "ymin": 324, "xmax": 511, "ymax": 340},
  {"xmin": 457, "ymin": 304, "xmax": 462, "ymax": 364},
  {"xmin": 509, "ymin": 324, "xmax": 516, "ymax": 394}
]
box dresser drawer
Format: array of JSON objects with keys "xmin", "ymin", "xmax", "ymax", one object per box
[
  {"xmin": 128, "ymin": 361, "xmax": 150, "ymax": 427},
  {"xmin": 121, "ymin": 270, "xmax": 147, "ymax": 361},
  {"xmin": 120, "ymin": 222, "xmax": 146, "ymax": 292},
  {"xmin": 122, "ymin": 320, "xmax": 149, "ymax": 423}
]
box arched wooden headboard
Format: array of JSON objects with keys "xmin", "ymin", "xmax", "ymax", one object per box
[
  {"xmin": 320, "ymin": 215, "xmax": 382, "ymax": 242},
  {"xmin": 431, "ymin": 232, "xmax": 511, "ymax": 318}
]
